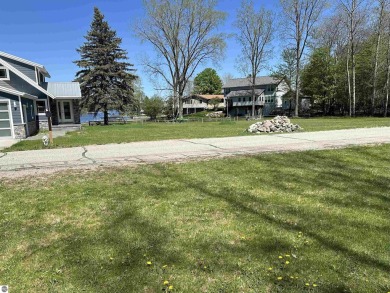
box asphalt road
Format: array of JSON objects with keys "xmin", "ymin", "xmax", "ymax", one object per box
[{"xmin": 1, "ymin": 127, "xmax": 390, "ymax": 178}]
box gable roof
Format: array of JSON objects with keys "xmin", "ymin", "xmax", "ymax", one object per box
[
  {"xmin": 226, "ymin": 89, "xmax": 265, "ymax": 98},
  {"xmin": 0, "ymin": 86, "xmax": 38, "ymax": 100},
  {"xmin": 223, "ymin": 77, "xmax": 281, "ymax": 88},
  {"xmin": 0, "ymin": 51, "xmax": 50, "ymax": 77},
  {"xmin": 0, "ymin": 57, "xmax": 56, "ymax": 99},
  {"xmin": 184, "ymin": 94, "xmax": 224, "ymax": 101},
  {"xmin": 43, "ymin": 82, "xmax": 81, "ymax": 98}
]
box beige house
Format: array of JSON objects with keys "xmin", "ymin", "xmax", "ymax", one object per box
[{"xmin": 183, "ymin": 94, "xmax": 224, "ymax": 114}]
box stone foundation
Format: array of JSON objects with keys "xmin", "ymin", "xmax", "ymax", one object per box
[
  {"xmin": 13, "ymin": 124, "xmax": 26, "ymax": 139},
  {"xmin": 38, "ymin": 120, "xmax": 49, "ymax": 130}
]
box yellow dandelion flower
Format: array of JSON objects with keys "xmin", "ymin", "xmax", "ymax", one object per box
[
  {"xmin": 277, "ymin": 277, "xmax": 283, "ymax": 280},
  {"xmin": 169, "ymin": 285, "xmax": 174, "ymax": 290},
  {"xmin": 162, "ymin": 265, "xmax": 168, "ymax": 268},
  {"xmin": 285, "ymin": 261, "xmax": 290, "ymax": 264},
  {"xmin": 109, "ymin": 257, "xmax": 114, "ymax": 261},
  {"xmin": 146, "ymin": 261, "xmax": 152, "ymax": 266},
  {"xmin": 305, "ymin": 283, "xmax": 310, "ymax": 286},
  {"xmin": 163, "ymin": 280, "xmax": 169, "ymax": 285},
  {"xmin": 313, "ymin": 284, "xmax": 318, "ymax": 287},
  {"xmin": 285, "ymin": 254, "xmax": 290, "ymax": 257},
  {"xmin": 268, "ymin": 267, "xmax": 273, "ymax": 271},
  {"xmin": 290, "ymin": 276, "xmax": 294, "ymax": 279},
  {"xmin": 278, "ymin": 256, "xmax": 283, "ymax": 259}
]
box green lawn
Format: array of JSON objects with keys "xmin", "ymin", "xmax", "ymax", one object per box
[
  {"xmin": 5, "ymin": 117, "xmax": 390, "ymax": 152},
  {"xmin": 1, "ymin": 145, "xmax": 389, "ymax": 292}
]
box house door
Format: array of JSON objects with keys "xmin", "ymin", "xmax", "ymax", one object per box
[
  {"xmin": 57, "ymin": 100, "xmax": 74, "ymax": 123},
  {"xmin": 0, "ymin": 101, "xmax": 12, "ymax": 138}
]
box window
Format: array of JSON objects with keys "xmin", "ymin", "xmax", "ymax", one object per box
[
  {"xmin": 39, "ymin": 73, "xmax": 45, "ymax": 83},
  {"xmin": 0, "ymin": 67, "xmax": 9, "ymax": 80},
  {"xmin": 36, "ymin": 100, "xmax": 47, "ymax": 115},
  {"xmin": 238, "ymin": 98, "xmax": 241, "ymax": 102}
]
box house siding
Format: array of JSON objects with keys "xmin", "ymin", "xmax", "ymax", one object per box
[
  {"xmin": 1, "ymin": 56, "xmax": 37, "ymax": 82},
  {"xmin": 0, "ymin": 92, "xmax": 22, "ymax": 124}
]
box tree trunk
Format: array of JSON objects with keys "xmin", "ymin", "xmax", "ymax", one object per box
[
  {"xmin": 295, "ymin": 58, "xmax": 300, "ymax": 117},
  {"xmin": 104, "ymin": 110, "xmax": 109, "ymax": 125},
  {"xmin": 385, "ymin": 24, "xmax": 390, "ymax": 117},
  {"xmin": 252, "ymin": 75, "xmax": 256, "ymax": 117},
  {"xmin": 347, "ymin": 46, "xmax": 352, "ymax": 117},
  {"xmin": 352, "ymin": 43, "xmax": 356, "ymax": 117},
  {"xmin": 372, "ymin": 3, "xmax": 384, "ymax": 116}
]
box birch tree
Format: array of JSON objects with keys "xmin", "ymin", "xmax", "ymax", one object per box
[
  {"xmin": 280, "ymin": 0, "xmax": 327, "ymax": 116},
  {"xmin": 339, "ymin": 0, "xmax": 367, "ymax": 116},
  {"xmin": 135, "ymin": 0, "xmax": 226, "ymax": 118},
  {"xmin": 235, "ymin": 0, "xmax": 274, "ymax": 117},
  {"xmin": 372, "ymin": 0, "xmax": 388, "ymax": 115}
]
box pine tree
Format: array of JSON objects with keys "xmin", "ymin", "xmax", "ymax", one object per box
[{"xmin": 75, "ymin": 7, "xmax": 136, "ymax": 125}]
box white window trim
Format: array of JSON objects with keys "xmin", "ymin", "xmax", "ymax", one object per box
[
  {"xmin": 34, "ymin": 99, "xmax": 48, "ymax": 116},
  {"xmin": 0, "ymin": 99, "xmax": 15, "ymax": 138},
  {"xmin": 0, "ymin": 66, "xmax": 10, "ymax": 81}
]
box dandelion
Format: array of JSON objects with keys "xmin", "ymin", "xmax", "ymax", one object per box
[
  {"xmin": 268, "ymin": 267, "xmax": 273, "ymax": 271},
  {"xmin": 163, "ymin": 280, "xmax": 169, "ymax": 285},
  {"xmin": 305, "ymin": 283, "xmax": 310, "ymax": 286},
  {"xmin": 290, "ymin": 276, "xmax": 294, "ymax": 279},
  {"xmin": 146, "ymin": 261, "xmax": 152, "ymax": 266},
  {"xmin": 169, "ymin": 285, "xmax": 174, "ymax": 290},
  {"xmin": 277, "ymin": 277, "xmax": 283, "ymax": 280},
  {"xmin": 278, "ymin": 256, "xmax": 283, "ymax": 259},
  {"xmin": 313, "ymin": 284, "xmax": 318, "ymax": 287},
  {"xmin": 285, "ymin": 254, "xmax": 290, "ymax": 257},
  {"xmin": 285, "ymin": 261, "xmax": 290, "ymax": 264},
  {"xmin": 162, "ymin": 265, "xmax": 168, "ymax": 268},
  {"xmin": 109, "ymin": 257, "xmax": 114, "ymax": 261}
]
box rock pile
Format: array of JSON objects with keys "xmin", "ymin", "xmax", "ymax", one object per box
[{"xmin": 247, "ymin": 116, "xmax": 301, "ymax": 133}]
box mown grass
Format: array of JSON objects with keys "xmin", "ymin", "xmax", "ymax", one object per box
[
  {"xmin": 4, "ymin": 117, "xmax": 390, "ymax": 152},
  {"xmin": 1, "ymin": 145, "xmax": 389, "ymax": 292}
]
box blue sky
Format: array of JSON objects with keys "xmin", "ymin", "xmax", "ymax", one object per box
[{"xmin": 0, "ymin": 0, "xmax": 282, "ymax": 97}]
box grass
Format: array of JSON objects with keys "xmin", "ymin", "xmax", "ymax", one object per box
[
  {"xmin": 1, "ymin": 145, "xmax": 390, "ymax": 292},
  {"xmin": 5, "ymin": 116, "xmax": 390, "ymax": 152}
]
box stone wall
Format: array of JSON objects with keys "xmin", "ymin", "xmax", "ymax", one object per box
[{"xmin": 13, "ymin": 124, "xmax": 26, "ymax": 139}]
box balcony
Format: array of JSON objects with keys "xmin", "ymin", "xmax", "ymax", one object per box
[{"xmin": 232, "ymin": 101, "xmax": 264, "ymax": 107}]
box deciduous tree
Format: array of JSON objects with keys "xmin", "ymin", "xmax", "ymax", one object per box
[
  {"xmin": 135, "ymin": 0, "xmax": 226, "ymax": 118},
  {"xmin": 235, "ymin": 0, "xmax": 274, "ymax": 117},
  {"xmin": 193, "ymin": 68, "xmax": 223, "ymax": 95},
  {"xmin": 280, "ymin": 0, "xmax": 327, "ymax": 116}
]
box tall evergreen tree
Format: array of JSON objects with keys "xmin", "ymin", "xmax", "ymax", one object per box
[{"xmin": 75, "ymin": 7, "xmax": 136, "ymax": 125}]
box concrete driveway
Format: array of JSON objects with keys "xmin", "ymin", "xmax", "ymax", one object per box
[
  {"xmin": 0, "ymin": 139, "xmax": 19, "ymax": 150},
  {"xmin": 1, "ymin": 127, "xmax": 390, "ymax": 178}
]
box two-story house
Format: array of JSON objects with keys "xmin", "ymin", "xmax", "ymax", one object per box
[
  {"xmin": 223, "ymin": 77, "xmax": 290, "ymax": 117},
  {"xmin": 0, "ymin": 51, "xmax": 81, "ymax": 139}
]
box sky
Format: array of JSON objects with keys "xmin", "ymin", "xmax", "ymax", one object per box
[{"xmin": 0, "ymin": 0, "xmax": 283, "ymax": 98}]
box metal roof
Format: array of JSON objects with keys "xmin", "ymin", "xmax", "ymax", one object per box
[
  {"xmin": 226, "ymin": 89, "xmax": 265, "ymax": 98},
  {"xmin": 43, "ymin": 82, "xmax": 82, "ymax": 98},
  {"xmin": 223, "ymin": 77, "xmax": 281, "ymax": 88}
]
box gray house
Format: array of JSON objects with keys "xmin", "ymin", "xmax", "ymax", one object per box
[
  {"xmin": 0, "ymin": 51, "xmax": 81, "ymax": 139},
  {"xmin": 223, "ymin": 77, "xmax": 291, "ymax": 117}
]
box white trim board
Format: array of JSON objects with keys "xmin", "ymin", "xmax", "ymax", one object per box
[{"xmin": 0, "ymin": 57, "xmax": 56, "ymax": 99}]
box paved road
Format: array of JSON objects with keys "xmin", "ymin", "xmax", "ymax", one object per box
[{"xmin": 1, "ymin": 127, "xmax": 390, "ymax": 178}]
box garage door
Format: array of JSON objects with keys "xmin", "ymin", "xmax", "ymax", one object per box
[{"xmin": 0, "ymin": 101, "xmax": 12, "ymax": 137}]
